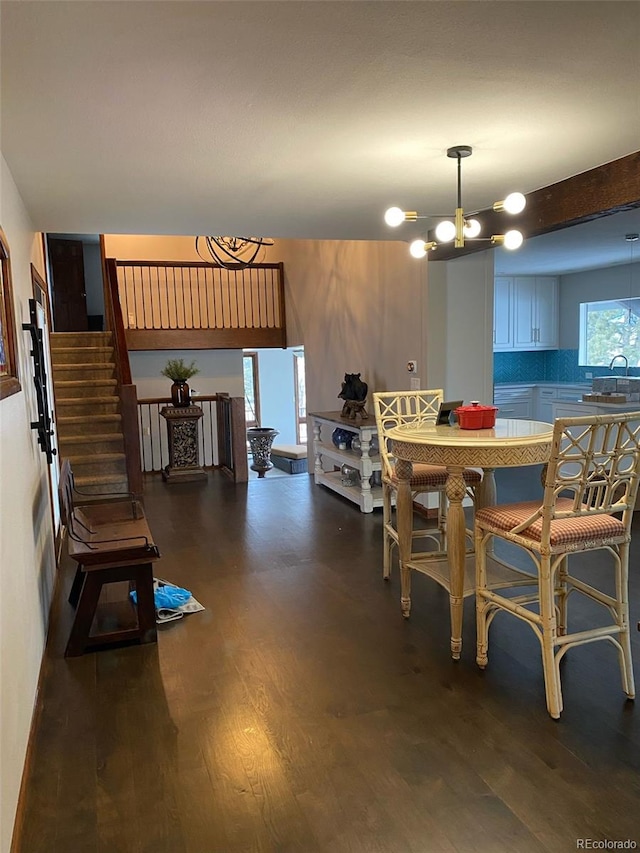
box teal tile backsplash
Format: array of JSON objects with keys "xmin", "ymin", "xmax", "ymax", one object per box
[{"xmin": 494, "ymin": 350, "xmax": 640, "ymax": 384}]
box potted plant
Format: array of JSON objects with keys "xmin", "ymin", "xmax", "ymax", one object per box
[{"xmin": 161, "ymin": 358, "xmax": 200, "ymax": 407}]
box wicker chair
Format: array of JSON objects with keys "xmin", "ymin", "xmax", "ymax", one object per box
[
  {"xmin": 372, "ymin": 390, "xmax": 482, "ymax": 601},
  {"xmin": 475, "ymin": 411, "xmax": 640, "ymax": 719}
]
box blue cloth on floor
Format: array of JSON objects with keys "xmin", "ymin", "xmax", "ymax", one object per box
[{"xmin": 130, "ymin": 584, "xmax": 192, "ymax": 609}]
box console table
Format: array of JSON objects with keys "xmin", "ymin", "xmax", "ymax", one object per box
[
  {"xmin": 310, "ymin": 411, "xmax": 383, "ymax": 513},
  {"xmin": 160, "ymin": 405, "xmax": 207, "ymax": 483}
]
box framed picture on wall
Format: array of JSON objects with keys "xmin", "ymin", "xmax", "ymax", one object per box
[{"xmin": 0, "ymin": 227, "xmax": 21, "ymax": 400}]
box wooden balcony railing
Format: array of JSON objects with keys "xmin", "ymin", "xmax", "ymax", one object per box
[{"xmin": 107, "ymin": 260, "xmax": 286, "ymax": 350}]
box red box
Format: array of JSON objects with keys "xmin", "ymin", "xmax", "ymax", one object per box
[{"xmin": 454, "ymin": 403, "xmax": 498, "ymax": 430}]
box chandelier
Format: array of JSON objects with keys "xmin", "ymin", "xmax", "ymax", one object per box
[
  {"xmin": 195, "ymin": 235, "xmax": 274, "ymax": 269},
  {"xmin": 384, "ymin": 145, "xmax": 526, "ymax": 258}
]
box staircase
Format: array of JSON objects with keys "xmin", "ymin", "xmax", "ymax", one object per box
[{"xmin": 50, "ymin": 331, "xmax": 130, "ymax": 494}]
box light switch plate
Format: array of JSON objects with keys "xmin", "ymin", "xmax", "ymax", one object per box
[{"xmin": 410, "ymin": 377, "xmax": 421, "ymax": 390}]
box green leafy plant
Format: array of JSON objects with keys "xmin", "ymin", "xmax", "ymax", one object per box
[{"xmin": 161, "ymin": 358, "xmax": 200, "ymax": 382}]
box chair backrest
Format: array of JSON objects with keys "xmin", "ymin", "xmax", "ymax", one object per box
[
  {"xmin": 511, "ymin": 412, "xmax": 640, "ymax": 542},
  {"xmin": 372, "ymin": 390, "xmax": 444, "ymax": 480},
  {"xmin": 58, "ymin": 458, "xmax": 88, "ymax": 543}
]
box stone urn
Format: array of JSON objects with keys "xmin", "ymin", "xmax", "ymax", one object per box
[{"xmin": 247, "ymin": 427, "xmax": 279, "ymax": 478}]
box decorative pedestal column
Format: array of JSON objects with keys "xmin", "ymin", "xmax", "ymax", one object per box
[
  {"xmin": 160, "ymin": 405, "xmax": 207, "ymax": 483},
  {"xmin": 247, "ymin": 427, "xmax": 279, "ymax": 478}
]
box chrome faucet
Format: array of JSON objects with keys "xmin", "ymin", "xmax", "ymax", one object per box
[{"xmin": 609, "ymin": 354, "xmax": 629, "ymax": 376}]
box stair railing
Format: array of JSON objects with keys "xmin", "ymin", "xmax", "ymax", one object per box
[
  {"xmin": 137, "ymin": 394, "xmax": 248, "ymax": 482},
  {"xmin": 105, "ymin": 258, "xmax": 143, "ymax": 497}
]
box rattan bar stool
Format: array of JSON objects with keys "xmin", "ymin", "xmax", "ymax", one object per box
[
  {"xmin": 373, "ymin": 390, "xmax": 482, "ymax": 590},
  {"xmin": 475, "ymin": 412, "xmax": 640, "ymax": 719}
]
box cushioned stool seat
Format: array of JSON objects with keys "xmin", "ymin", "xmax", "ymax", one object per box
[{"xmin": 271, "ymin": 444, "xmax": 308, "ymax": 474}]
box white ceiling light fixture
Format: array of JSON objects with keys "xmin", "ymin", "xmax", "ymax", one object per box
[
  {"xmin": 195, "ymin": 235, "xmax": 274, "ymax": 269},
  {"xmin": 384, "ymin": 145, "xmax": 526, "ymax": 258}
]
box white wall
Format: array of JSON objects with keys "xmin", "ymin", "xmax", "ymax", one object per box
[
  {"xmin": 277, "ymin": 239, "xmax": 425, "ymax": 413},
  {"xmin": 427, "ymin": 250, "xmax": 495, "ymax": 406},
  {"xmin": 559, "ymin": 261, "xmax": 640, "ymax": 349},
  {"xmin": 130, "ymin": 349, "xmax": 244, "ymax": 399},
  {"xmin": 0, "ymin": 156, "xmax": 56, "ymax": 853}
]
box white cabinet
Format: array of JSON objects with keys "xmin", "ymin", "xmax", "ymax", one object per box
[
  {"xmin": 310, "ymin": 411, "xmax": 383, "ymax": 513},
  {"xmin": 535, "ymin": 386, "xmax": 556, "ymax": 423},
  {"xmin": 493, "ymin": 385, "xmax": 533, "ymax": 420},
  {"xmin": 494, "ymin": 276, "xmax": 559, "ymax": 351},
  {"xmin": 493, "ymin": 277, "xmax": 514, "ymax": 350},
  {"xmin": 535, "ymin": 385, "xmax": 590, "ymax": 422},
  {"xmin": 495, "ymin": 384, "xmax": 600, "ymax": 422},
  {"xmin": 513, "ymin": 276, "xmax": 559, "ymax": 349}
]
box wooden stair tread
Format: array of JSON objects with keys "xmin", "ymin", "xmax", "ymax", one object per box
[
  {"xmin": 56, "ymin": 396, "xmax": 120, "ymax": 403},
  {"xmin": 60, "ymin": 433, "xmax": 124, "ymax": 444},
  {"xmin": 58, "ymin": 414, "xmax": 122, "ymax": 423},
  {"xmin": 51, "ymin": 332, "xmax": 112, "ymax": 340},
  {"xmin": 55, "ymin": 379, "xmax": 118, "ymax": 387},
  {"xmin": 53, "ymin": 342, "xmax": 113, "ymax": 352},
  {"xmin": 53, "ymin": 362, "xmax": 114, "ymax": 369},
  {"xmin": 66, "ymin": 452, "xmax": 126, "ymax": 463},
  {"xmin": 73, "ymin": 473, "xmax": 130, "ymax": 487}
]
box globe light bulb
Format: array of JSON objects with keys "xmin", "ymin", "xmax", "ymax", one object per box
[
  {"xmin": 384, "ymin": 207, "xmax": 406, "ymax": 227},
  {"xmin": 503, "ymin": 192, "xmax": 526, "ymax": 214},
  {"xmin": 463, "ymin": 218, "xmax": 481, "ymax": 239},
  {"xmin": 409, "ymin": 239, "xmax": 428, "ymax": 259},
  {"xmin": 503, "ymin": 229, "xmax": 524, "ymax": 250},
  {"xmin": 435, "ymin": 219, "xmax": 456, "ymax": 243}
]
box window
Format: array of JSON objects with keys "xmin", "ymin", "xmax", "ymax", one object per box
[
  {"xmin": 0, "ymin": 228, "xmax": 21, "ymax": 399},
  {"xmin": 243, "ymin": 352, "xmax": 260, "ymax": 426},
  {"xmin": 579, "ymin": 297, "xmax": 640, "ymax": 367},
  {"xmin": 293, "ymin": 349, "xmax": 307, "ymax": 444}
]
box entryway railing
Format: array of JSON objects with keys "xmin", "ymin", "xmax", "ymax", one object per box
[{"xmin": 137, "ymin": 394, "xmax": 248, "ymax": 482}]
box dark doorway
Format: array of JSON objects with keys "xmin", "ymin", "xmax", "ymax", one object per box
[{"xmin": 47, "ymin": 237, "xmax": 88, "ymax": 331}]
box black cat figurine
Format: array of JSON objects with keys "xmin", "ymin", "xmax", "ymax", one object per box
[{"xmin": 338, "ymin": 373, "xmax": 369, "ymax": 419}]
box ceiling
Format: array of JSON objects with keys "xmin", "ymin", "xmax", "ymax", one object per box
[{"xmin": 1, "ymin": 1, "xmax": 639, "ymax": 274}]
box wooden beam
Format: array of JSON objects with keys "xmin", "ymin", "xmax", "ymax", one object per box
[
  {"xmin": 429, "ymin": 150, "xmax": 640, "ymax": 261},
  {"xmin": 125, "ymin": 327, "xmax": 285, "ymax": 351}
]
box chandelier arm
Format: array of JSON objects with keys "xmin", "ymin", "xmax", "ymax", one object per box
[{"xmin": 195, "ymin": 235, "xmax": 208, "ymax": 262}]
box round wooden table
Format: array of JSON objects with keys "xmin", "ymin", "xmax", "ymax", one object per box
[{"xmin": 387, "ymin": 418, "xmax": 554, "ymax": 659}]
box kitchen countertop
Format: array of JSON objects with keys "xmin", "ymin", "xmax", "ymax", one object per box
[
  {"xmin": 494, "ymin": 382, "xmax": 590, "ymax": 387},
  {"xmin": 559, "ymin": 399, "xmax": 640, "ymax": 410}
]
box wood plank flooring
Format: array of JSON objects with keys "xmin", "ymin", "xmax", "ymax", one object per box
[{"xmin": 14, "ymin": 467, "xmax": 640, "ymax": 852}]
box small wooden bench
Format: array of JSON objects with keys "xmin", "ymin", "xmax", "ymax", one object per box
[
  {"xmin": 59, "ymin": 459, "xmax": 161, "ymax": 657},
  {"xmin": 271, "ymin": 444, "xmax": 308, "ymax": 474}
]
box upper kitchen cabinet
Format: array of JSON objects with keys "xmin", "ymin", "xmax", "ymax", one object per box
[
  {"xmin": 494, "ymin": 276, "xmax": 559, "ymax": 351},
  {"xmin": 493, "ymin": 277, "xmax": 514, "ymax": 350}
]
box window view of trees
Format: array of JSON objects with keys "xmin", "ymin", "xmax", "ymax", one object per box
[{"xmin": 580, "ymin": 298, "xmax": 640, "ymax": 366}]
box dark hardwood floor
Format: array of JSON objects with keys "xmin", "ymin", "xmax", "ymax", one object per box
[{"xmin": 15, "ymin": 467, "xmax": 640, "ymax": 852}]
